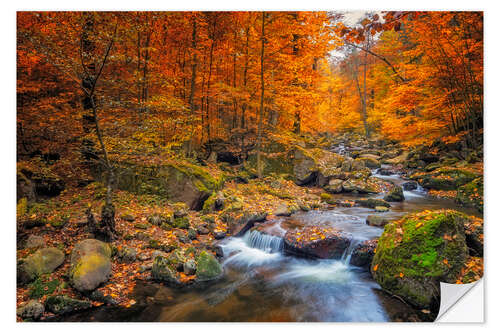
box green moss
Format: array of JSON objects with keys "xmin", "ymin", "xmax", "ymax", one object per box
[
  {"xmin": 28, "ymin": 276, "xmax": 61, "ymax": 299},
  {"xmin": 202, "ymin": 193, "xmax": 217, "ymax": 213},
  {"xmin": 70, "ymin": 253, "xmax": 109, "ymax": 282},
  {"xmin": 456, "ymin": 178, "xmax": 483, "ymax": 213},
  {"xmin": 148, "ymin": 239, "xmax": 161, "ymax": 249},
  {"xmin": 173, "ymin": 217, "xmax": 190, "ymax": 229},
  {"xmin": 17, "ymin": 198, "xmax": 28, "ymax": 216},
  {"xmin": 195, "ymin": 251, "xmax": 222, "ymax": 281},
  {"xmin": 371, "ymin": 210, "xmax": 469, "ymax": 309}
]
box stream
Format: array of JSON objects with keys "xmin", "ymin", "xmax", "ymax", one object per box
[{"xmin": 56, "ymin": 169, "xmax": 479, "ymax": 322}]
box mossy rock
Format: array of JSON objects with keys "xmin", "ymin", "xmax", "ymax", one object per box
[
  {"xmin": 456, "ymin": 178, "xmax": 483, "ymax": 213},
  {"xmin": 69, "ymin": 239, "xmax": 112, "ymax": 292},
  {"xmin": 17, "ymin": 247, "xmax": 65, "ymax": 284},
  {"xmin": 195, "ymin": 251, "xmax": 223, "ymax": 282},
  {"xmin": 384, "ymin": 186, "xmax": 405, "ymax": 202},
  {"xmin": 371, "ymin": 210, "xmax": 470, "ymax": 310},
  {"xmin": 355, "ymin": 157, "xmax": 381, "ymax": 169},
  {"xmin": 151, "ymin": 255, "xmax": 180, "ymax": 285},
  {"xmin": 44, "ymin": 295, "xmax": 91, "ymax": 315},
  {"xmin": 355, "ymin": 198, "xmax": 390, "ymax": 209},
  {"xmin": 412, "ymin": 168, "xmax": 479, "ymax": 190},
  {"xmin": 91, "ymin": 160, "xmax": 224, "ymax": 210}
]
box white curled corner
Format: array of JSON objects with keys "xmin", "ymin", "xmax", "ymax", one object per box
[{"xmin": 435, "ymin": 278, "xmax": 484, "ymax": 322}]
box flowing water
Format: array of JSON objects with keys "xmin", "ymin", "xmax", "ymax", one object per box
[{"xmin": 56, "ymin": 170, "xmax": 479, "ymax": 322}]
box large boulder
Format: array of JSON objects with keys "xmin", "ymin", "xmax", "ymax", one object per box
[
  {"xmin": 69, "ymin": 239, "xmax": 112, "ymax": 292},
  {"xmin": 284, "ymin": 226, "xmax": 352, "ymax": 259},
  {"xmin": 371, "ymin": 210, "xmax": 470, "ymax": 310},
  {"xmin": 92, "ymin": 160, "xmax": 224, "ymax": 210},
  {"xmin": 195, "ymin": 251, "xmax": 223, "ymax": 282},
  {"xmin": 17, "ymin": 247, "xmax": 65, "ymax": 284},
  {"xmin": 355, "ymin": 157, "xmax": 380, "ymax": 169},
  {"xmin": 384, "ymin": 186, "xmax": 405, "ymax": 202},
  {"xmin": 293, "ymin": 147, "xmax": 344, "ymax": 185},
  {"xmin": 411, "ymin": 167, "xmax": 479, "ymax": 191}
]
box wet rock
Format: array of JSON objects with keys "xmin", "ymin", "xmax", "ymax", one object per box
[
  {"xmin": 17, "ymin": 247, "xmax": 65, "ymax": 284},
  {"xmin": 44, "ymin": 295, "xmax": 91, "ymax": 315},
  {"xmin": 69, "ymin": 239, "xmax": 112, "ymax": 292},
  {"xmin": 366, "ymin": 215, "xmax": 391, "ymax": 227},
  {"xmin": 402, "ymin": 181, "xmax": 418, "ymax": 191},
  {"xmin": 25, "ymin": 235, "xmax": 45, "ymax": 249},
  {"xmin": 384, "ymin": 186, "xmax": 405, "ymax": 202},
  {"xmin": 355, "ymin": 198, "xmax": 391, "ymax": 209},
  {"xmin": 378, "ymin": 168, "xmax": 394, "ymax": 176},
  {"xmin": 350, "ymin": 240, "xmax": 378, "ymax": 268},
  {"xmin": 284, "ymin": 226, "xmax": 352, "ymax": 259},
  {"xmin": 195, "ymin": 251, "xmax": 223, "ymax": 282},
  {"xmin": 374, "ymin": 206, "xmax": 389, "ymax": 213},
  {"xmin": 17, "ymin": 300, "xmax": 44, "ymax": 320},
  {"xmin": 371, "ymin": 210, "xmax": 470, "ymax": 310}
]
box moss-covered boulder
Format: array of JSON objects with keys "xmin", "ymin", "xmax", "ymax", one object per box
[
  {"xmin": 355, "ymin": 157, "xmax": 381, "ymax": 169},
  {"xmin": 371, "ymin": 210, "xmax": 470, "ymax": 310},
  {"xmin": 44, "ymin": 295, "xmax": 91, "ymax": 315},
  {"xmin": 17, "ymin": 247, "xmax": 65, "ymax": 284},
  {"xmin": 293, "ymin": 147, "xmax": 344, "ymax": 185},
  {"xmin": 195, "ymin": 251, "xmax": 223, "ymax": 282},
  {"xmin": 92, "ymin": 160, "xmax": 224, "ymax": 210},
  {"xmin": 384, "ymin": 186, "xmax": 405, "ymax": 202},
  {"xmin": 456, "ymin": 178, "xmax": 483, "ymax": 213},
  {"xmin": 366, "ymin": 215, "xmax": 391, "ymax": 227},
  {"xmin": 411, "ymin": 167, "xmax": 479, "ymax": 191},
  {"xmin": 69, "ymin": 239, "xmax": 112, "ymax": 292}
]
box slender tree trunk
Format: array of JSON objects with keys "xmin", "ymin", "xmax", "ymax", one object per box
[{"xmin": 256, "ymin": 12, "xmax": 266, "ymax": 178}]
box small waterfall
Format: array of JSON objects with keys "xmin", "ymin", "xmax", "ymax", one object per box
[
  {"xmin": 243, "ymin": 230, "xmax": 284, "ymax": 253},
  {"xmin": 341, "ymin": 239, "xmax": 361, "ymax": 265}
]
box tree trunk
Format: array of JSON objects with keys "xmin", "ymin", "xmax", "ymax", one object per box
[{"xmin": 256, "ymin": 12, "xmax": 266, "ymax": 178}]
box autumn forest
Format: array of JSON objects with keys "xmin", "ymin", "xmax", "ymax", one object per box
[{"xmin": 16, "ymin": 11, "xmax": 483, "ymax": 322}]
